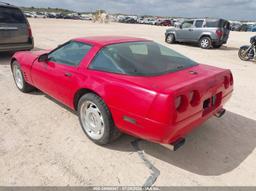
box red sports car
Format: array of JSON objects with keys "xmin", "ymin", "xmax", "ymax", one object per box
[{"xmin": 11, "ymin": 36, "xmax": 233, "ymax": 150}]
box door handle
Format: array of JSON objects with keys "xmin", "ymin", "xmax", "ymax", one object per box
[
  {"xmin": 188, "ymin": 29, "xmax": 193, "ymax": 31},
  {"xmin": 64, "ymin": 72, "xmax": 72, "ymax": 77}
]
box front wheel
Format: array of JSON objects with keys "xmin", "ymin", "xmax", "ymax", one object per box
[
  {"xmin": 12, "ymin": 61, "xmax": 35, "ymax": 93},
  {"xmin": 78, "ymin": 93, "xmax": 121, "ymax": 145},
  {"xmin": 238, "ymin": 46, "xmax": 251, "ymax": 61},
  {"xmin": 166, "ymin": 34, "xmax": 175, "ymax": 44}
]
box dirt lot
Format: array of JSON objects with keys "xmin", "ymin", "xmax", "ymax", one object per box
[{"xmin": 0, "ymin": 18, "xmax": 256, "ymax": 186}]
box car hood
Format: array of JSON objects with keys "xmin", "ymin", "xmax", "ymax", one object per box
[{"xmin": 31, "ymin": 50, "xmax": 50, "ymax": 56}]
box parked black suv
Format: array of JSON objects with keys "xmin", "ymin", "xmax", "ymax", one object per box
[{"xmin": 0, "ymin": 2, "xmax": 34, "ymax": 52}]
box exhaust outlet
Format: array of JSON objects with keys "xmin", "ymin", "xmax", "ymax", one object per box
[
  {"xmin": 214, "ymin": 108, "xmax": 226, "ymax": 118},
  {"xmin": 161, "ymin": 138, "xmax": 186, "ymax": 151}
]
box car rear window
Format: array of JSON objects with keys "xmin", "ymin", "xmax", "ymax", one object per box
[
  {"xmin": 89, "ymin": 41, "xmax": 197, "ymax": 76},
  {"xmin": 205, "ymin": 20, "xmax": 220, "ymax": 27},
  {"xmin": 205, "ymin": 19, "xmax": 230, "ymax": 29},
  {"xmin": 0, "ymin": 7, "xmax": 26, "ymax": 23}
]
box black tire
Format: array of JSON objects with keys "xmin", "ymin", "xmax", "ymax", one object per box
[
  {"xmin": 199, "ymin": 37, "xmax": 212, "ymax": 49},
  {"xmin": 78, "ymin": 93, "xmax": 121, "ymax": 145},
  {"xmin": 11, "ymin": 61, "xmax": 35, "ymax": 93},
  {"xmin": 213, "ymin": 44, "xmax": 222, "ymax": 48},
  {"xmin": 238, "ymin": 47, "xmax": 251, "ymax": 61},
  {"xmin": 166, "ymin": 34, "xmax": 175, "ymax": 44}
]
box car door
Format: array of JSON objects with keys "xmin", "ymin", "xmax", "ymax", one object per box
[
  {"xmin": 190, "ymin": 20, "xmax": 205, "ymax": 41},
  {"xmin": 31, "ymin": 41, "xmax": 92, "ymax": 107},
  {"xmin": 175, "ymin": 20, "xmax": 194, "ymax": 42},
  {"xmin": 0, "ymin": 6, "xmax": 29, "ymax": 44},
  {"xmin": 221, "ymin": 20, "xmax": 231, "ymax": 42}
]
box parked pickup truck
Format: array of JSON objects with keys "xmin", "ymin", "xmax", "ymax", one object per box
[{"xmin": 165, "ymin": 18, "xmax": 230, "ymax": 49}]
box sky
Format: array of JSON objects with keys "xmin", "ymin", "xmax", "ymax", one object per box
[{"xmin": 5, "ymin": 0, "xmax": 256, "ymax": 20}]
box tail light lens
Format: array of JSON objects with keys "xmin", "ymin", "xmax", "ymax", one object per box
[
  {"xmin": 175, "ymin": 96, "xmax": 182, "ymax": 110},
  {"xmin": 28, "ymin": 25, "xmax": 32, "ymax": 37},
  {"xmin": 216, "ymin": 29, "xmax": 223, "ymax": 38},
  {"xmin": 175, "ymin": 95, "xmax": 188, "ymax": 112},
  {"xmin": 189, "ymin": 90, "xmax": 200, "ymax": 106},
  {"xmin": 230, "ymin": 73, "xmax": 234, "ymax": 86},
  {"xmin": 224, "ymin": 76, "xmax": 230, "ymax": 89}
]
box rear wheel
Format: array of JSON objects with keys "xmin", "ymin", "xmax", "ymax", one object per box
[
  {"xmin": 78, "ymin": 93, "xmax": 121, "ymax": 145},
  {"xmin": 166, "ymin": 34, "xmax": 175, "ymax": 44},
  {"xmin": 12, "ymin": 61, "xmax": 35, "ymax": 93},
  {"xmin": 199, "ymin": 37, "xmax": 212, "ymax": 49}
]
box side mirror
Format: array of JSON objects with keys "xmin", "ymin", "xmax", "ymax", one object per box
[{"xmin": 38, "ymin": 53, "xmax": 48, "ymax": 62}]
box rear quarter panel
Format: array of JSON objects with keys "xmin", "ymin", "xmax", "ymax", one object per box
[
  {"xmin": 73, "ymin": 69, "xmax": 162, "ymax": 136},
  {"xmin": 200, "ymin": 30, "xmax": 218, "ymax": 41}
]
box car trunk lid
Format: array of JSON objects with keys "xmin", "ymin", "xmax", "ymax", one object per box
[
  {"xmin": 114, "ymin": 64, "xmax": 233, "ymax": 122},
  {"xmin": 115, "ymin": 64, "xmax": 230, "ymax": 93}
]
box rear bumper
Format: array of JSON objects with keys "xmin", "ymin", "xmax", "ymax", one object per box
[
  {"xmin": 212, "ymin": 38, "xmax": 228, "ymax": 45},
  {"xmin": 0, "ymin": 39, "xmax": 34, "ymax": 52},
  {"xmin": 112, "ymin": 91, "xmax": 232, "ymax": 145}
]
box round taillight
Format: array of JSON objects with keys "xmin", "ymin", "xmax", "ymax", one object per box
[
  {"xmin": 230, "ymin": 73, "xmax": 234, "ymax": 86},
  {"xmin": 175, "ymin": 95, "xmax": 188, "ymax": 112},
  {"xmin": 224, "ymin": 76, "xmax": 229, "ymax": 89},
  {"xmin": 175, "ymin": 96, "xmax": 182, "ymax": 109},
  {"xmin": 189, "ymin": 90, "xmax": 200, "ymax": 106},
  {"xmin": 189, "ymin": 91, "xmax": 195, "ymax": 102}
]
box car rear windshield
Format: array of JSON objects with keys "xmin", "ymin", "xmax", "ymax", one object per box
[
  {"xmin": 0, "ymin": 7, "xmax": 26, "ymax": 23},
  {"xmin": 89, "ymin": 41, "xmax": 198, "ymax": 76}
]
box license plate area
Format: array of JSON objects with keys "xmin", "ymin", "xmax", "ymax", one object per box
[{"xmin": 203, "ymin": 92, "xmax": 222, "ymax": 116}]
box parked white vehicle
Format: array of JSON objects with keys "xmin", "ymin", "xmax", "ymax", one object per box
[
  {"xmin": 143, "ymin": 18, "xmax": 157, "ymax": 25},
  {"xmin": 34, "ymin": 12, "xmax": 47, "ymax": 18},
  {"xmin": 137, "ymin": 18, "xmax": 144, "ymax": 24}
]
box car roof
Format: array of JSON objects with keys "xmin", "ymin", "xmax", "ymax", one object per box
[
  {"xmin": 74, "ymin": 36, "xmax": 151, "ymax": 46},
  {"xmin": 0, "ymin": 2, "xmax": 19, "ymax": 8}
]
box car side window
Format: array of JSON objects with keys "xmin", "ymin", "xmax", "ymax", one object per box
[
  {"xmin": 195, "ymin": 20, "xmax": 204, "ymax": 28},
  {"xmin": 48, "ymin": 41, "xmax": 91, "ymax": 66},
  {"xmin": 181, "ymin": 21, "xmax": 194, "ymax": 29},
  {"xmin": 89, "ymin": 48, "xmax": 125, "ymax": 74}
]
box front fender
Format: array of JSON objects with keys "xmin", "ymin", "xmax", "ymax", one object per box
[
  {"xmin": 11, "ymin": 51, "xmax": 48, "ymax": 84},
  {"xmin": 11, "ymin": 52, "xmax": 35, "ymax": 84},
  {"xmin": 240, "ymin": 45, "xmax": 250, "ymax": 49},
  {"xmin": 165, "ymin": 31, "xmax": 176, "ymax": 39}
]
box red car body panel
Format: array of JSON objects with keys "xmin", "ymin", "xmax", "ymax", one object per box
[{"xmin": 11, "ymin": 36, "xmax": 233, "ymax": 144}]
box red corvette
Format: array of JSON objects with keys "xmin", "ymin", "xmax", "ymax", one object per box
[{"xmin": 11, "ymin": 36, "xmax": 233, "ymax": 150}]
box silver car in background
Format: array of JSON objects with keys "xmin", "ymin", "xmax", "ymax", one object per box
[
  {"xmin": 165, "ymin": 18, "xmax": 230, "ymax": 49},
  {"xmin": 0, "ymin": 2, "xmax": 34, "ymax": 52}
]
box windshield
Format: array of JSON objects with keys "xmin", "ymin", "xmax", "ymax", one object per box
[{"xmin": 89, "ymin": 41, "xmax": 198, "ymax": 76}]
